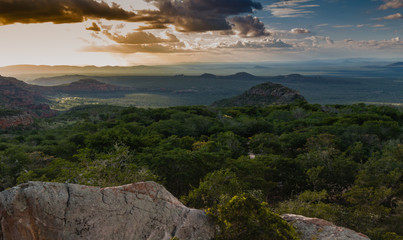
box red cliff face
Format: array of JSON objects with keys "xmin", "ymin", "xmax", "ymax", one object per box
[{"xmin": 0, "ymin": 113, "xmax": 34, "ymax": 129}]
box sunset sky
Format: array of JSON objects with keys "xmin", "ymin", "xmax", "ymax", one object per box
[{"xmin": 1, "ymin": 0, "xmax": 403, "ymax": 66}]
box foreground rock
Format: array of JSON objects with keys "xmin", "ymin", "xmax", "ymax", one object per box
[
  {"xmin": 0, "ymin": 181, "xmax": 372, "ymax": 240},
  {"xmin": 282, "ymin": 214, "xmax": 370, "ymax": 240},
  {"xmin": 0, "ymin": 181, "xmax": 214, "ymax": 240}
]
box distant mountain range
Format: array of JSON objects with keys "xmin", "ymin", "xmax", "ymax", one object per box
[
  {"xmin": 264, "ymin": 74, "xmax": 360, "ymax": 85},
  {"xmin": 199, "ymin": 72, "xmax": 260, "ymax": 79}
]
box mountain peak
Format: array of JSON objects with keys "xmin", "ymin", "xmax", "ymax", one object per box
[
  {"xmin": 212, "ymin": 81, "xmax": 306, "ymax": 107},
  {"xmin": 199, "ymin": 73, "xmax": 217, "ymax": 78},
  {"xmin": 229, "ymin": 72, "xmax": 258, "ymax": 79}
]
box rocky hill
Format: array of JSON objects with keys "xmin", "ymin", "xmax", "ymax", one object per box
[
  {"xmin": 0, "ymin": 76, "xmax": 48, "ymax": 109},
  {"xmin": 0, "ymin": 76, "xmax": 57, "ymax": 127},
  {"xmin": 0, "ymin": 181, "xmax": 370, "ymax": 240},
  {"xmin": 212, "ymin": 81, "xmax": 306, "ymax": 107},
  {"xmin": 0, "ymin": 76, "xmax": 133, "ymax": 128},
  {"xmin": 45, "ymin": 79, "xmax": 134, "ymax": 95}
]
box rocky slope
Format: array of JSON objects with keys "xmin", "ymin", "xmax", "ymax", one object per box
[
  {"xmin": 0, "ymin": 181, "xmax": 371, "ymax": 240},
  {"xmin": 212, "ymin": 81, "xmax": 306, "ymax": 107}
]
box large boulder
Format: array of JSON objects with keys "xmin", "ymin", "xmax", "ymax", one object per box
[
  {"xmin": 0, "ymin": 181, "xmax": 214, "ymax": 240},
  {"xmin": 281, "ymin": 214, "xmax": 370, "ymax": 240}
]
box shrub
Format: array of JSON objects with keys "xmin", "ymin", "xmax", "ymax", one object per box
[{"xmin": 207, "ymin": 193, "xmax": 300, "ymax": 240}]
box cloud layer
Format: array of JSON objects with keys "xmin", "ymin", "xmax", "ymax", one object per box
[
  {"xmin": 381, "ymin": 13, "xmax": 403, "ymax": 19},
  {"xmin": 265, "ymin": 0, "xmax": 319, "ymax": 18},
  {"xmin": 0, "ymin": 0, "xmax": 268, "ymax": 36},
  {"xmin": 0, "ymin": 0, "xmax": 136, "ymax": 25},
  {"xmin": 379, "ymin": 0, "xmax": 403, "ymax": 10}
]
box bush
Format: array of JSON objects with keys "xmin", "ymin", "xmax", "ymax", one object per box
[{"xmin": 207, "ymin": 193, "xmax": 300, "ymax": 240}]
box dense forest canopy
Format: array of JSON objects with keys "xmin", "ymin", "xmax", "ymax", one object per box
[{"xmin": 0, "ymin": 102, "xmax": 402, "ymax": 240}]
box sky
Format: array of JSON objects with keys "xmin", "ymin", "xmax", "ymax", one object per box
[{"xmin": 0, "ymin": 0, "xmax": 403, "ymax": 66}]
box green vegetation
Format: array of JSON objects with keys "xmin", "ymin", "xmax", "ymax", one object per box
[
  {"xmin": 0, "ymin": 102, "xmax": 402, "ymax": 239},
  {"xmin": 0, "ymin": 108, "xmax": 22, "ymax": 117},
  {"xmin": 207, "ymin": 193, "xmax": 300, "ymax": 240}
]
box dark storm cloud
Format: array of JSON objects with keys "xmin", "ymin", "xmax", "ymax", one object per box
[
  {"xmin": 142, "ymin": 0, "xmax": 263, "ymax": 32},
  {"xmin": 0, "ymin": 0, "xmax": 266, "ymax": 35},
  {"xmin": 86, "ymin": 22, "xmax": 101, "ymax": 31},
  {"xmin": 0, "ymin": 0, "xmax": 136, "ymax": 25},
  {"xmin": 229, "ymin": 15, "xmax": 269, "ymax": 37}
]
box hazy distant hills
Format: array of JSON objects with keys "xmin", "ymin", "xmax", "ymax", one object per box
[
  {"xmin": 2, "ymin": 60, "xmax": 403, "ymax": 81},
  {"xmin": 2, "ymin": 71, "xmax": 402, "ymax": 108},
  {"xmin": 265, "ymin": 74, "xmax": 361, "ymax": 85},
  {"xmin": 44, "ymin": 79, "xmax": 134, "ymax": 95},
  {"xmin": 0, "ymin": 64, "xmax": 275, "ymax": 81},
  {"xmin": 33, "ymin": 75, "xmax": 91, "ymax": 86},
  {"xmin": 212, "ymin": 81, "xmax": 306, "ymax": 107},
  {"xmin": 387, "ymin": 62, "xmax": 403, "ymax": 67},
  {"xmin": 32, "ymin": 72, "xmax": 263, "ymax": 86}
]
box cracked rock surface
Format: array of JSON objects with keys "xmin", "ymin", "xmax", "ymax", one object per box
[
  {"xmin": 281, "ymin": 214, "xmax": 370, "ymax": 240},
  {"xmin": 0, "ymin": 181, "xmax": 214, "ymax": 240}
]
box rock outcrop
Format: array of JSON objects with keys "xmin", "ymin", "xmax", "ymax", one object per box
[
  {"xmin": 0, "ymin": 181, "xmax": 214, "ymax": 240},
  {"xmin": 281, "ymin": 214, "xmax": 370, "ymax": 240},
  {"xmin": 0, "ymin": 112, "xmax": 34, "ymax": 129},
  {"xmin": 212, "ymin": 81, "xmax": 306, "ymax": 107}
]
